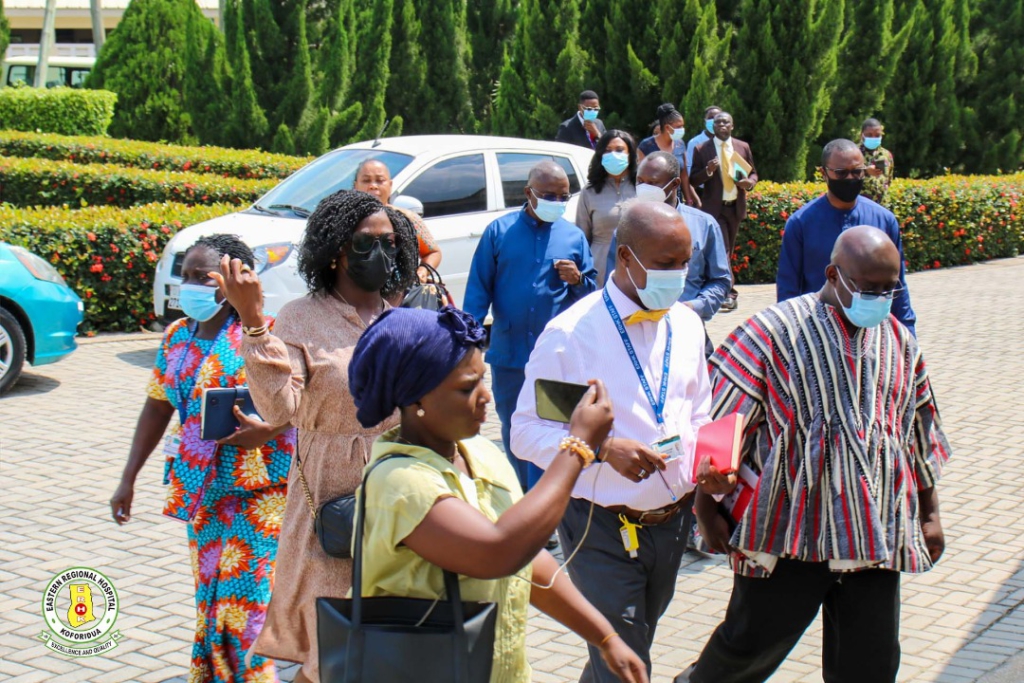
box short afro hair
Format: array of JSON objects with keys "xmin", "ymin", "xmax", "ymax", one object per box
[
  {"xmin": 297, "ymin": 189, "xmax": 418, "ymax": 297},
  {"xmin": 821, "ymin": 138, "xmax": 861, "ymax": 167},
  {"xmin": 186, "ymin": 233, "xmax": 255, "ymax": 270}
]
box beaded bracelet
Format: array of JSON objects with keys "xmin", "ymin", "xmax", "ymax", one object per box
[{"xmin": 559, "ymin": 435, "xmax": 596, "ymax": 467}]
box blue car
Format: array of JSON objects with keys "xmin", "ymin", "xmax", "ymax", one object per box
[{"xmin": 0, "ymin": 242, "xmax": 83, "ymax": 393}]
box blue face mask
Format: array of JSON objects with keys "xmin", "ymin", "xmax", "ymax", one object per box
[
  {"xmin": 582, "ymin": 108, "xmax": 600, "ymax": 122},
  {"xmin": 669, "ymin": 126, "xmax": 686, "ymax": 142},
  {"xmin": 836, "ymin": 269, "xmax": 893, "ymax": 328},
  {"xmin": 601, "ymin": 151, "xmax": 629, "ymax": 176},
  {"xmin": 626, "ymin": 247, "xmax": 688, "ymax": 310},
  {"xmin": 705, "ymin": 119, "xmax": 715, "ymax": 134},
  {"xmin": 179, "ymin": 284, "xmax": 225, "ymax": 322},
  {"xmin": 863, "ymin": 136, "xmax": 882, "ymax": 150},
  {"xmin": 529, "ymin": 188, "xmax": 568, "ymax": 223}
]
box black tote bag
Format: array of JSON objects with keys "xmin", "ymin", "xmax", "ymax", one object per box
[
  {"xmin": 401, "ymin": 263, "xmax": 455, "ymax": 311},
  {"xmin": 317, "ymin": 455, "xmax": 498, "ymax": 682}
]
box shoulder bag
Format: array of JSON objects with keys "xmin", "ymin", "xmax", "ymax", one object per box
[{"xmin": 401, "ymin": 263, "xmax": 455, "ymax": 311}]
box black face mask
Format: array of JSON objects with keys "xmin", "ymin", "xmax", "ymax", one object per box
[
  {"xmin": 347, "ymin": 242, "xmax": 395, "ymax": 292},
  {"xmin": 826, "ymin": 176, "xmax": 864, "ymax": 203}
]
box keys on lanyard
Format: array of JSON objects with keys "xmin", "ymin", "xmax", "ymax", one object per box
[{"xmin": 619, "ymin": 514, "xmax": 642, "ymax": 558}]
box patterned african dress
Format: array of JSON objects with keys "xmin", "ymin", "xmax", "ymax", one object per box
[{"xmin": 147, "ymin": 315, "xmax": 295, "ymax": 683}]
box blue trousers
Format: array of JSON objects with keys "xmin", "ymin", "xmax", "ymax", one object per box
[{"xmin": 490, "ymin": 365, "xmax": 543, "ymax": 491}]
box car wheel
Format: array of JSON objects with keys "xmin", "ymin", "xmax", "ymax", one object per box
[{"xmin": 0, "ymin": 308, "xmax": 27, "ymax": 394}]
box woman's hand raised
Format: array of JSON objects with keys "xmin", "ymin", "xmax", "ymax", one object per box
[
  {"xmin": 568, "ymin": 379, "xmax": 614, "ymax": 453},
  {"xmin": 209, "ymin": 255, "xmax": 265, "ymax": 328}
]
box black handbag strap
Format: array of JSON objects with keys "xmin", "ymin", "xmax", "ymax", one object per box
[
  {"xmin": 419, "ymin": 262, "xmax": 445, "ymax": 285},
  {"xmin": 351, "ymin": 453, "xmax": 465, "ymax": 628}
]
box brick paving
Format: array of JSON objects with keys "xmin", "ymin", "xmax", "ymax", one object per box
[{"xmin": 1, "ymin": 256, "xmax": 1022, "ymax": 682}]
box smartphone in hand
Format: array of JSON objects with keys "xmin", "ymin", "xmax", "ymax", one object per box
[{"xmin": 535, "ymin": 378, "xmax": 589, "ymax": 423}]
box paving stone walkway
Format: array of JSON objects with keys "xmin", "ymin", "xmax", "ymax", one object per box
[{"xmin": 1, "ymin": 257, "xmax": 1022, "ymax": 682}]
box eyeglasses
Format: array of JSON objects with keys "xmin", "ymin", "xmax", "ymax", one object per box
[
  {"xmin": 529, "ymin": 187, "xmax": 571, "ymax": 203},
  {"xmin": 836, "ymin": 267, "xmax": 903, "ymax": 300},
  {"xmin": 581, "ymin": 106, "xmax": 600, "ymax": 112},
  {"xmin": 350, "ymin": 233, "xmax": 399, "ymax": 256},
  {"xmin": 825, "ymin": 167, "xmax": 869, "ymax": 180}
]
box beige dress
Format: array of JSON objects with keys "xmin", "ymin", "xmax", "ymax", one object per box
[{"xmin": 241, "ymin": 292, "xmax": 397, "ymax": 683}]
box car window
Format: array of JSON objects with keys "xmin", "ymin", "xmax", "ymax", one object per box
[
  {"xmin": 255, "ymin": 149, "xmax": 414, "ymax": 214},
  {"xmin": 495, "ymin": 153, "xmax": 581, "ymax": 208},
  {"xmin": 7, "ymin": 65, "xmax": 33, "ymax": 86},
  {"xmin": 69, "ymin": 69, "xmax": 90, "ymax": 87},
  {"xmin": 398, "ymin": 154, "xmax": 487, "ymax": 218}
]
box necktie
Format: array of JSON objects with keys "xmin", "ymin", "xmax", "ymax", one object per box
[
  {"xmin": 720, "ymin": 141, "xmax": 736, "ymax": 195},
  {"xmin": 624, "ymin": 308, "xmax": 669, "ymax": 325}
]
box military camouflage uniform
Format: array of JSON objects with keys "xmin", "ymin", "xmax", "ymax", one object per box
[{"xmin": 860, "ymin": 144, "xmax": 895, "ymax": 204}]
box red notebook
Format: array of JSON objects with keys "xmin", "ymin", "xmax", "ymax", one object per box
[{"xmin": 692, "ymin": 413, "xmax": 744, "ymax": 481}]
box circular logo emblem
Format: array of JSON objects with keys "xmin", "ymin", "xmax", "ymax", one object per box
[{"xmin": 39, "ymin": 567, "xmax": 123, "ymax": 657}]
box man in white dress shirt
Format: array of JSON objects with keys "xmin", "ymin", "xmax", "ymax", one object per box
[{"xmin": 512, "ymin": 200, "xmax": 724, "ymax": 682}]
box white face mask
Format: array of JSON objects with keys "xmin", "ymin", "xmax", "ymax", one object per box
[
  {"xmin": 635, "ymin": 180, "xmax": 674, "ymax": 203},
  {"xmin": 626, "ymin": 247, "xmax": 688, "ymax": 310}
]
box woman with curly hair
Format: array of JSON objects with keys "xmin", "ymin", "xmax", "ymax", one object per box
[
  {"xmin": 111, "ymin": 234, "xmax": 296, "ymax": 682},
  {"xmin": 213, "ymin": 189, "xmax": 419, "ymax": 683}
]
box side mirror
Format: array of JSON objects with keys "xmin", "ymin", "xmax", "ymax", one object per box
[{"xmin": 391, "ymin": 194, "xmax": 424, "ymax": 217}]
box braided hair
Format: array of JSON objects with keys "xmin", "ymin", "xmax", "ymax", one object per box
[
  {"xmin": 298, "ymin": 189, "xmax": 418, "ymax": 298},
  {"xmin": 185, "ymin": 233, "xmax": 256, "ymax": 270}
]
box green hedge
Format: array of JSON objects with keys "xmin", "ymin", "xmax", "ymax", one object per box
[
  {"xmin": 0, "ymin": 156, "xmax": 276, "ymax": 208},
  {"xmin": 0, "ymin": 86, "xmax": 117, "ymax": 136},
  {"xmin": 0, "ymin": 202, "xmax": 237, "ymax": 332},
  {"xmin": 0, "ymin": 130, "xmax": 311, "ymax": 180},
  {"xmin": 734, "ymin": 174, "xmax": 1024, "ymax": 284}
]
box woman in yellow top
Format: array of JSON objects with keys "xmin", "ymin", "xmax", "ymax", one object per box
[{"xmin": 348, "ymin": 306, "xmax": 648, "ymax": 683}]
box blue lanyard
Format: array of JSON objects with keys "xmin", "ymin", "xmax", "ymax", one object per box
[
  {"xmin": 172, "ymin": 316, "xmax": 233, "ymax": 425},
  {"xmin": 603, "ymin": 288, "xmax": 671, "ymax": 427}
]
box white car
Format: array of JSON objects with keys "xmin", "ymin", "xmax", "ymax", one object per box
[{"xmin": 153, "ymin": 135, "xmax": 596, "ymax": 321}]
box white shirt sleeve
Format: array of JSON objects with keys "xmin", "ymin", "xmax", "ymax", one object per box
[{"xmin": 510, "ymin": 324, "xmax": 575, "ymax": 470}]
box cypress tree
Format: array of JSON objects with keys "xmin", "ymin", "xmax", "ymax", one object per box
[
  {"xmin": 732, "ymin": 0, "xmax": 844, "ymax": 180},
  {"xmin": 882, "ymin": 0, "xmax": 974, "ymax": 175},
  {"xmin": 466, "ymin": 0, "xmax": 515, "ymax": 127},
  {"xmin": 183, "ymin": 9, "xmax": 231, "ymax": 146},
  {"xmin": 271, "ymin": 122, "xmax": 296, "ymax": 154},
  {"xmin": 578, "ymin": 0, "xmax": 611, "ymax": 93},
  {"xmin": 349, "ymin": 0, "xmax": 394, "ymax": 142},
  {"xmin": 384, "ymin": 0, "xmax": 426, "ymax": 132},
  {"xmin": 224, "ymin": 0, "xmax": 269, "ymax": 148},
  {"xmin": 822, "ymin": 0, "xmax": 915, "ymax": 143},
  {"xmin": 602, "ymin": 0, "xmax": 660, "ymax": 132},
  {"xmin": 273, "ymin": 4, "xmax": 314, "ymax": 139},
  {"xmin": 85, "ymin": 0, "xmax": 205, "ymax": 143},
  {"xmin": 492, "ymin": 0, "xmax": 588, "ymax": 139},
  {"xmin": 960, "ymin": 0, "xmax": 1024, "ymax": 172},
  {"xmin": 316, "ymin": 0, "xmax": 355, "ymax": 111},
  {"xmin": 416, "ymin": 0, "xmax": 475, "ymax": 133}
]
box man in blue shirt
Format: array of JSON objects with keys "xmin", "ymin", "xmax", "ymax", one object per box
[
  {"xmin": 685, "ymin": 105, "xmax": 722, "ymax": 175},
  {"xmin": 606, "ymin": 151, "xmax": 731, "ymax": 354},
  {"xmin": 777, "ymin": 138, "xmax": 917, "ymax": 335},
  {"xmin": 465, "ymin": 160, "xmax": 598, "ymax": 489}
]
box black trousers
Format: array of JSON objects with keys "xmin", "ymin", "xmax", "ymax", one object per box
[
  {"xmin": 715, "ymin": 203, "xmax": 741, "ymax": 296},
  {"xmin": 688, "ymin": 559, "xmax": 901, "ymax": 683},
  {"xmin": 558, "ymin": 497, "xmax": 689, "ymax": 683}
]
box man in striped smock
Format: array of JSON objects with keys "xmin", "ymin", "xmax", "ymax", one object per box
[{"xmin": 676, "ymin": 226, "xmax": 951, "ymax": 683}]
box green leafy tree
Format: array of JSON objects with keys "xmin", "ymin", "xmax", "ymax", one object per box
[
  {"xmin": 183, "ymin": 10, "xmax": 231, "ymax": 146},
  {"xmin": 85, "ymin": 0, "xmax": 208, "ymax": 142},
  {"xmin": 960, "ymin": 0, "xmax": 1024, "ymax": 172},
  {"xmin": 658, "ymin": 0, "xmax": 733, "ymax": 130},
  {"xmin": 882, "ymin": 0, "xmax": 975, "ymax": 175},
  {"xmin": 0, "ymin": 1, "xmax": 10, "ymax": 60},
  {"xmin": 601, "ymin": 0, "xmax": 660, "ymax": 132},
  {"xmin": 224, "ymin": 0, "xmax": 269, "ymax": 148},
  {"xmin": 492, "ymin": 0, "xmax": 588, "ymax": 138},
  {"xmin": 274, "ymin": 4, "xmax": 314, "ymax": 138},
  {"xmin": 821, "ymin": 0, "xmax": 915, "ymax": 143},
  {"xmin": 578, "ymin": 0, "xmax": 610, "ymax": 93},
  {"xmin": 466, "ymin": 0, "xmax": 515, "ymax": 126},
  {"xmin": 349, "ymin": 0, "xmax": 394, "ymax": 141},
  {"xmin": 731, "ymin": 0, "xmax": 844, "ymax": 180},
  {"xmin": 416, "ymin": 0, "xmax": 475, "ymax": 133},
  {"xmin": 315, "ymin": 0, "xmax": 355, "ymax": 110},
  {"xmin": 271, "ymin": 122, "xmax": 296, "ymax": 154},
  {"xmin": 384, "ymin": 0, "xmax": 427, "ymax": 131}
]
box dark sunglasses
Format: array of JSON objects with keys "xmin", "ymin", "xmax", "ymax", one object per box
[
  {"xmin": 824, "ymin": 167, "xmax": 869, "ymax": 180},
  {"xmin": 350, "ymin": 233, "xmax": 399, "ymax": 255}
]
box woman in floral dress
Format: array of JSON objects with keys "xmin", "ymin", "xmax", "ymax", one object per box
[{"xmin": 111, "ymin": 234, "xmax": 295, "ymax": 683}]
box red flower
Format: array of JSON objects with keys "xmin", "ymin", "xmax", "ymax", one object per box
[
  {"xmin": 933, "ymin": 260, "xmax": 941, "ymax": 268},
  {"xmin": 101, "ymin": 274, "xmax": 112, "ymax": 282},
  {"xmin": 780, "ymin": 210, "xmax": 789, "ymax": 219},
  {"xmin": 87, "ymin": 232, "xmax": 97, "ymax": 241},
  {"xmin": 90, "ymin": 263, "xmax": 103, "ymax": 273},
  {"xmin": 183, "ymin": 161, "xmax": 192, "ymax": 171},
  {"xmin": 965, "ymin": 248, "xmax": 971, "ymax": 256},
  {"xmin": 917, "ymin": 204, "xmax": 926, "ymax": 213}
]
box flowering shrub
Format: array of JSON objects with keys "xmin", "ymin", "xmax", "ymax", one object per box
[
  {"xmin": 0, "ymin": 86, "xmax": 117, "ymax": 136},
  {"xmin": 0, "ymin": 156, "xmax": 276, "ymax": 208},
  {"xmin": 0, "ymin": 202, "xmax": 236, "ymax": 332},
  {"xmin": 0, "ymin": 130, "xmax": 311, "ymax": 180},
  {"xmin": 733, "ymin": 175, "xmax": 1024, "ymax": 284}
]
